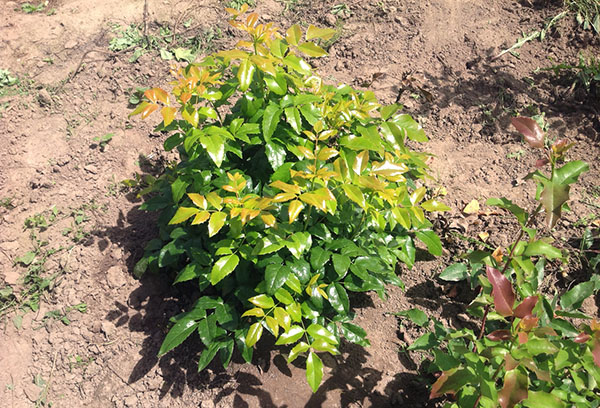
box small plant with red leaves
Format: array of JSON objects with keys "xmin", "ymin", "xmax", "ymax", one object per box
[{"xmin": 400, "ymin": 117, "xmax": 597, "ymax": 408}]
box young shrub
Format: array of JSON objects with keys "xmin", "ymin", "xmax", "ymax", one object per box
[
  {"xmin": 131, "ymin": 6, "xmax": 446, "ymax": 391},
  {"xmin": 403, "ymin": 117, "xmax": 596, "ymax": 407}
]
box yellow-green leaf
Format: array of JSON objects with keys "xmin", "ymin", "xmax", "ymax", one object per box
[
  {"xmin": 274, "ymin": 307, "xmax": 291, "ymax": 332},
  {"xmin": 188, "ymin": 193, "xmax": 207, "ymax": 209},
  {"xmin": 317, "ymin": 147, "xmax": 338, "ymax": 161},
  {"xmin": 249, "ymin": 294, "xmax": 275, "ymax": 309},
  {"xmin": 169, "ymin": 207, "xmax": 200, "ymax": 224},
  {"xmin": 287, "ymin": 341, "xmax": 309, "ymax": 363},
  {"xmin": 208, "ymin": 211, "xmax": 227, "ymax": 237},
  {"xmin": 237, "ymin": 59, "xmax": 255, "ymax": 92},
  {"xmin": 210, "ymin": 254, "xmax": 239, "ymax": 285},
  {"xmin": 191, "ymin": 211, "xmax": 210, "ymax": 225},
  {"xmin": 286, "ymin": 24, "xmax": 302, "ymax": 46},
  {"xmin": 160, "ymin": 106, "xmax": 176, "ymax": 126},
  {"xmin": 275, "ymin": 325, "xmax": 304, "ymax": 345},
  {"xmin": 298, "ymin": 42, "xmax": 327, "ymax": 57},
  {"xmin": 410, "ymin": 187, "xmax": 427, "ymax": 205},
  {"xmin": 306, "ymin": 25, "xmax": 336, "ymax": 41},
  {"xmin": 288, "ymin": 200, "xmax": 305, "ymax": 223},
  {"xmin": 306, "ymin": 351, "xmax": 323, "ymax": 392},
  {"xmin": 342, "ymin": 184, "xmax": 366, "ymax": 209},
  {"xmin": 245, "ymin": 322, "xmax": 263, "ymax": 347},
  {"xmin": 266, "ymin": 316, "xmax": 279, "ymax": 337},
  {"xmin": 241, "ymin": 307, "xmax": 265, "ymax": 318},
  {"xmin": 206, "ymin": 191, "xmax": 223, "ymax": 210},
  {"xmin": 421, "ymin": 199, "xmax": 451, "ymax": 212}
]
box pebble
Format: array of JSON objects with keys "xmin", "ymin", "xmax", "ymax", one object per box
[
  {"xmin": 325, "ymin": 14, "xmax": 337, "ymax": 26},
  {"xmin": 124, "ymin": 395, "xmax": 137, "ymax": 407},
  {"xmin": 106, "ymin": 265, "xmax": 126, "ymax": 288},
  {"xmin": 64, "ymin": 40, "xmax": 78, "ymax": 49},
  {"xmin": 83, "ymin": 165, "xmax": 98, "ymax": 174},
  {"xmin": 38, "ymin": 89, "xmax": 52, "ymax": 106},
  {"xmin": 101, "ymin": 321, "xmax": 115, "ymax": 337}
]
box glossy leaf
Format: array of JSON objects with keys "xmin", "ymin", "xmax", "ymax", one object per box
[
  {"xmin": 487, "ymin": 330, "xmax": 512, "ymax": 341},
  {"xmin": 306, "ymin": 25, "xmax": 336, "ymax": 41},
  {"xmin": 439, "ymin": 263, "xmax": 468, "ymax": 282},
  {"xmin": 249, "ymin": 294, "xmax": 275, "ymax": 309},
  {"xmin": 523, "ymin": 240, "xmax": 562, "ymax": 260},
  {"xmin": 560, "ymin": 280, "xmax": 595, "ymax": 310},
  {"xmin": 200, "ymin": 133, "xmax": 225, "ymax": 168},
  {"xmin": 210, "ymin": 254, "xmax": 239, "ymax": 285},
  {"xmin": 511, "ymin": 116, "xmax": 544, "ymax": 148},
  {"xmin": 514, "ymin": 296, "xmax": 538, "ymax": 318},
  {"xmin": 275, "ymin": 325, "xmax": 304, "ymax": 345},
  {"xmin": 274, "ymin": 307, "xmax": 291, "ymax": 332},
  {"xmin": 262, "ymin": 104, "xmax": 282, "ymax": 142},
  {"xmin": 265, "ymin": 264, "xmax": 290, "ymax": 295},
  {"xmin": 498, "ymin": 369, "xmax": 528, "ymax": 408},
  {"xmin": 306, "ymin": 351, "xmax": 323, "ymax": 393},
  {"xmin": 331, "ymin": 254, "xmax": 351, "ymax": 278},
  {"xmin": 288, "ymin": 200, "xmax": 304, "ymax": 223},
  {"xmin": 327, "ymin": 283, "xmax": 349, "ymax": 315},
  {"xmin": 430, "ymin": 368, "xmax": 473, "ymax": 399},
  {"xmin": 486, "ymin": 266, "xmax": 515, "ymax": 317},
  {"xmin": 396, "ymin": 308, "xmax": 429, "ymax": 327},
  {"xmin": 307, "ymin": 323, "xmax": 338, "ymax": 344},
  {"xmin": 342, "ymin": 184, "xmax": 366, "ymax": 209},
  {"xmin": 284, "ymin": 107, "xmax": 302, "ymax": 134},
  {"xmin": 197, "ymin": 342, "xmax": 221, "ymax": 372},
  {"xmin": 540, "ymin": 180, "xmax": 569, "ymax": 229},
  {"xmin": 522, "ymin": 391, "xmax": 566, "ymax": 408},
  {"xmin": 340, "ymin": 323, "xmax": 370, "ymax": 347},
  {"xmin": 208, "ymin": 212, "xmax": 227, "ymax": 237},
  {"xmin": 298, "ymin": 42, "xmax": 327, "ymax": 57},
  {"xmin": 158, "ymin": 318, "xmax": 199, "ymax": 356},
  {"xmin": 237, "ymin": 58, "xmax": 255, "ymax": 92},
  {"xmin": 245, "ymin": 322, "xmax": 263, "ymax": 347},
  {"xmin": 169, "ymin": 207, "xmax": 199, "ymax": 224},
  {"xmin": 286, "ymin": 24, "xmax": 302, "ymax": 46},
  {"xmin": 415, "ymin": 230, "xmax": 442, "ymax": 256},
  {"xmin": 287, "ymin": 341, "xmax": 310, "ymax": 363}
]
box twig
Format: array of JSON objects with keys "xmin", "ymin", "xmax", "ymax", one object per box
[{"xmin": 143, "ymin": 0, "xmax": 149, "ymax": 42}]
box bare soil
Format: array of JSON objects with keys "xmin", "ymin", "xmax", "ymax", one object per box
[{"xmin": 1, "ymin": 0, "xmax": 599, "ymax": 407}]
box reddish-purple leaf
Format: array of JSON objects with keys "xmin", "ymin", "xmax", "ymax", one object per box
[
  {"xmin": 535, "ymin": 158, "xmax": 549, "ymax": 168},
  {"xmin": 593, "ymin": 341, "xmax": 600, "ymax": 368},
  {"xmin": 486, "ymin": 266, "xmax": 515, "ymax": 317},
  {"xmin": 498, "ymin": 369, "xmax": 528, "ymax": 408},
  {"xmin": 511, "ymin": 116, "xmax": 544, "ymax": 148},
  {"xmin": 518, "ymin": 332, "xmax": 528, "ymax": 344},
  {"xmin": 519, "ymin": 315, "xmax": 539, "ymax": 332},
  {"xmin": 573, "ymin": 333, "xmax": 591, "ymax": 344},
  {"xmin": 514, "ymin": 296, "xmax": 538, "ymax": 318},
  {"xmin": 487, "ymin": 330, "xmax": 512, "ymax": 341},
  {"xmin": 504, "ymin": 354, "xmax": 519, "ymax": 371}
]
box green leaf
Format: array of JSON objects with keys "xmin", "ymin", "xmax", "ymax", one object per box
[
  {"xmin": 197, "ymin": 342, "xmax": 221, "ymax": 371},
  {"xmin": 265, "ymin": 141, "xmax": 286, "ymax": 171},
  {"xmin": 560, "ymin": 280, "xmax": 595, "ymax": 310},
  {"xmin": 249, "ymin": 294, "xmax": 275, "ymax": 309},
  {"xmin": 327, "ymin": 283, "xmax": 349, "ymax": 315},
  {"xmin": 287, "ymin": 341, "xmax": 310, "ymax": 363},
  {"xmin": 407, "ymin": 332, "xmax": 439, "ymax": 351},
  {"xmin": 498, "ymin": 369, "xmax": 528, "ymax": 408},
  {"xmin": 265, "ymin": 264, "xmax": 291, "ymax": 295},
  {"xmin": 522, "ymin": 391, "xmax": 566, "ymax": 408},
  {"xmin": 380, "ymin": 104, "xmax": 399, "ymax": 121},
  {"xmin": 245, "ymin": 322, "xmax": 263, "ymax": 347},
  {"xmin": 395, "ymin": 308, "xmax": 429, "ymax": 327},
  {"xmin": 395, "ymin": 114, "xmax": 428, "ymax": 142},
  {"xmin": 486, "ymin": 197, "xmax": 528, "ymax": 226},
  {"xmin": 264, "ymin": 74, "xmax": 287, "ymax": 95},
  {"xmin": 340, "ymin": 323, "xmax": 370, "ymax": 347},
  {"xmin": 210, "ymin": 254, "xmax": 239, "ymax": 285},
  {"xmin": 307, "ymin": 323, "xmax": 338, "ymax": 345},
  {"xmin": 306, "ymin": 25, "xmax": 336, "ymax": 41},
  {"xmin": 275, "ymin": 325, "xmax": 304, "ymax": 345},
  {"xmin": 285, "ymin": 232, "xmax": 312, "ymax": 259},
  {"xmin": 415, "ymin": 230, "xmax": 442, "ymax": 256},
  {"xmin": 171, "ymin": 177, "xmax": 189, "ymax": 203},
  {"xmin": 173, "ymin": 47, "xmax": 196, "ymax": 62},
  {"xmin": 284, "ymin": 107, "xmax": 302, "ymax": 134},
  {"xmin": 553, "ymin": 161, "xmax": 589, "ymax": 185},
  {"xmin": 274, "ymin": 288, "xmax": 294, "ymax": 305},
  {"xmin": 540, "ymin": 180, "xmax": 570, "ymax": 229},
  {"xmin": 526, "ymin": 338, "xmax": 558, "ymax": 355},
  {"xmin": 331, "ymin": 254, "xmax": 351, "ymax": 278},
  {"xmin": 174, "ymin": 263, "xmax": 204, "ymax": 284},
  {"xmin": 262, "ymin": 103, "xmax": 282, "ymax": 142},
  {"xmin": 237, "ymin": 58, "xmax": 255, "ymax": 92},
  {"xmin": 439, "ymin": 263, "xmax": 468, "ymax": 282},
  {"xmin": 200, "ymin": 133, "xmax": 225, "ymax": 168},
  {"xmin": 310, "ymin": 247, "xmax": 330, "ymax": 270},
  {"xmin": 208, "ymin": 212, "xmax": 227, "ymax": 237},
  {"xmin": 421, "ymin": 199, "xmax": 451, "ymax": 212},
  {"xmin": 15, "ymin": 251, "xmax": 36, "ymax": 266},
  {"xmin": 306, "ymin": 351, "xmax": 323, "ymax": 393},
  {"xmin": 523, "ymin": 241, "xmax": 562, "ymax": 260},
  {"xmin": 158, "ymin": 318, "xmax": 199, "ymax": 356}
]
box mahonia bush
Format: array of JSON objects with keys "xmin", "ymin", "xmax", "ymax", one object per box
[{"xmin": 131, "ymin": 6, "xmax": 447, "ymax": 391}]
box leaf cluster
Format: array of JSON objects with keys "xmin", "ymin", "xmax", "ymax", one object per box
[{"xmin": 130, "ymin": 6, "xmax": 446, "ymax": 391}]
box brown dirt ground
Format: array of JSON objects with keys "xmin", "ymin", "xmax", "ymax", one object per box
[{"xmin": 1, "ymin": 0, "xmax": 599, "ymax": 407}]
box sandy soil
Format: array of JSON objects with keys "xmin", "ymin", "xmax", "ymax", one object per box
[{"xmin": 1, "ymin": 0, "xmax": 599, "ymax": 407}]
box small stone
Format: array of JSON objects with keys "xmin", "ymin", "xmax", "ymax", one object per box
[
  {"xmin": 325, "ymin": 14, "xmax": 337, "ymax": 26},
  {"xmin": 394, "ymin": 16, "xmax": 408, "ymax": 26},
  {"xmin": 83, "ymin": 165, "xmax": 98, "ymax": 174},
  {"xmin": 38, "ymin": 89, "xmax": 52, "ymax": 106},
  {"xmin": 101, "ymin": 321, "xmax": 115, "ymax": 337},
  {"xmin": 64, "ymin": 40, "xmax": 78, "ymax": 49},
  {"xmin": 91, "ymin": 321, "xmax": 102, "ymax": 333},
  {"xmin": 124, "ymin": 395, "xmax": 137, "ymax": 407},
  {"xmin": 200, "ymin": 400, "xmax": 215, "ymax": 408},
  {"xmin": 3, "ymin": 269, "xmax": 20, "ymax": 286},
  {"xmin": 106, "ymin": 265, "xmax": 126, "ymax": 288}
]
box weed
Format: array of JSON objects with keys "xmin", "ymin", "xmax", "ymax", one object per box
[
  {"xmin": 24, "ymin": 207, "xmax": 58, "ymax": 231},
  {"xmin": 35, "ymin": 303, "xmax": 87, "ymax": 329},
  {"xmin": 0, "ymin": 196, "xmax": 16, "ymax": 209},
  {"xmin": 226, "ymin": 0, "xmax": 256, "ymax": 10},
  {"xmin": 128, "ymin": 87, "xmax": 149, "ymax": 105},
  {"xmin": 92, "ymin": 133, "xmax": 114, "ymax": 151},
  {"xmin": 566, "ymin": 0, "xmax": 600, "ymax": 33},
  {"xmin": 20, "ymin": 1, "xmax": 47, "ymax": 14},
  {"xmin": 331, "ymin": 3, "xmax": 352, "ymax": 18},
  {"xmin": 68, "ymin": 355, "xmax": 94, "ymax": 372},
  {"xmin": 277, "ymin": 0, "xmax": 302, "ymax": 13},
  {"xmin": 543, "ymin": 53, "xmax": 600, "ymax": 97},
  {"xmin": 507, "ymin": 149, "xmax": 526, "ymax": 160}
]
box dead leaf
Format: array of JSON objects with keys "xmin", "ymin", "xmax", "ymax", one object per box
[{"xmin": 463, "ymin": 199, "xmax": 480, "ymax": 214}]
